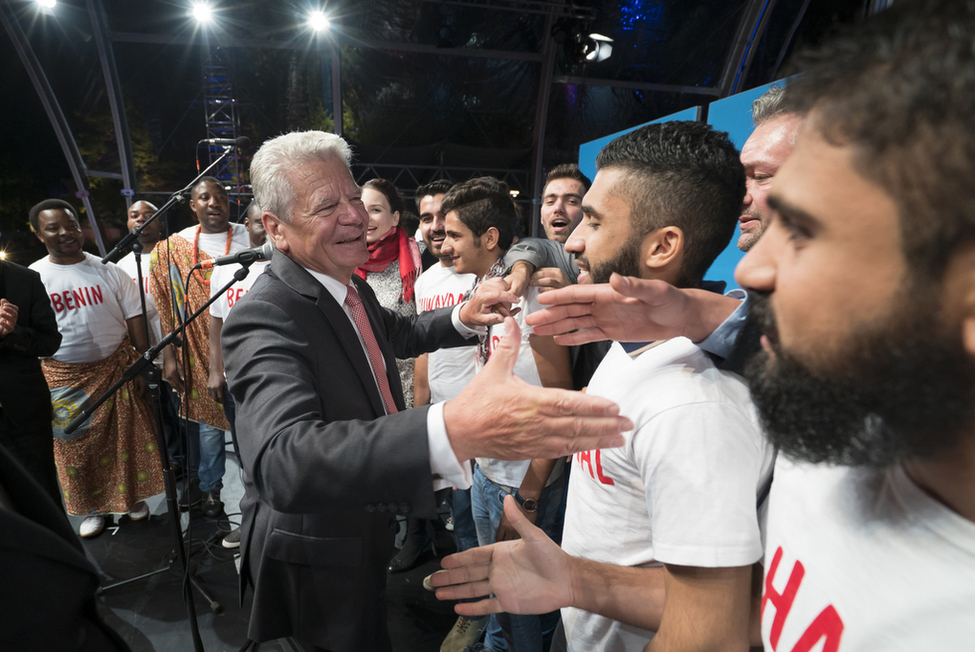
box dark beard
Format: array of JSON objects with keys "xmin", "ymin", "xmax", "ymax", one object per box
[
  {"xmin": 588, "ymin": 238, "xmax": 642, "ymax": 285},
  {"xmin": 744, "ymin": 289, "xmax": 975, "ymax": 466}
]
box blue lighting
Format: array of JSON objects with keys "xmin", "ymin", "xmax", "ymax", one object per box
[{"xmin": 620, "ymin": 0, "xmax": 665, "ymax": 31}]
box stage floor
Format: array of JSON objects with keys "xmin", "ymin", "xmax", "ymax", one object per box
[{"xmin": 69, "ymin": 439, "xmax": 460, "ymax": 652}]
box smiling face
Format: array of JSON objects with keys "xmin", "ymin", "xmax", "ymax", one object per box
[
  {"xmin": 263, "ymin": 157, "xmax": 368, "ymax": 284},
  {"xmin": 189, "ymin": 180, "xmax": 230, "ymax": 234},
  {"xmin": 127, "ymin": 201, "xmax": 162, "ymax": 245},
  {"xmin": 362, "ymin": 187, "xmax": 400, "ymax": 244},
  {"xmin": 418, "ymin": 193, "xmax": 447, "ymax": 258},
  {"xmin": 441, "ymin": 211, "xmax": 497, "ymax": 277},
  {"xmin": 564, "ymin": 169, "xmax": 642, "ymax": 284},
  {"xmin": 540, "ymin": 178, "xmax": 586, "ymax": 243},
  {"xmin": 35, "ymin": 209, "xmax": 85, "ymax": 264},
  {"xmin": 737, "ymin": 113, "xmax": 802, "ymax": 252}
]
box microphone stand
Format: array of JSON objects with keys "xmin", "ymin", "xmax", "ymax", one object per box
[
  {"xmin": 100, "ymin": 145, "xmax": 236, "ymax": 266},
  {"xmin": 64, "ymin": 261, "xmax": 257, "ymax": 652}
]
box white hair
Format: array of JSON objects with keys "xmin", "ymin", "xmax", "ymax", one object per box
[{"xmin": 249, "ymin": 131, "xmax": 354, "ymax": 223}]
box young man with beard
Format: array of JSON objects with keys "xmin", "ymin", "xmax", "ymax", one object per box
[
  {"xmin": 434, "ymin": 123, "xmax": 775, "ymax": 652},
  {"xmin": 439, "ymin": 1, "xmax": 975, "ymax": 648}
]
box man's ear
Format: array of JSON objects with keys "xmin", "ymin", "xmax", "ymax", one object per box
[
  {"xmin": 262, "ymin": 213, "xmax": 289, "ymax": 254},
  {"xmin": 482, "ymin": 226, "xmax": 500, "ymax": 252},
  {"xmin": 643, "ymin": 226, "xmax": 684, "ymax": 274}
]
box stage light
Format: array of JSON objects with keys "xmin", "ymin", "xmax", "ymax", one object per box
[
  {"xmin": 509, "ymin": 190, "xmax": 520, "ymax": 198},
  {"xmin": 191, "ymin": 2, "xmax": 213, "ymax": 25},
  {"xmin": 308, "ymin": 10, "xmax": 330, "ymax": 33},
  {"xmin": 585, "ymin": 34, "xmax": 613, "ymax": 63},
  {"xmin": 36, "ymin": 0, "xmax": 57, "ymax": 9}
]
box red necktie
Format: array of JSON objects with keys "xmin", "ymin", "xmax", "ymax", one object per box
[{"xmin": 344, "ymin": 286, "xmax": 398, "ymax": 415}]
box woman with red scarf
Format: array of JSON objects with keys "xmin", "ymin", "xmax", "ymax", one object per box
[{"xmin": 355, "ymin": 178, "xmax": 423, "ymax": 408}]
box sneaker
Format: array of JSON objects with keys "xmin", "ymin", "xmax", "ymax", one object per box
[
  {"xmin": 79, "ymin": 515, "xmax": 106, "ymax": 538},
  {"xmin": 445, "ymin": 516, "xmax": 454, "ymax": 532},
  {"xmin": 128, "ymin": 501, "xmax": 149, "ymax": 521},
  {"xmin": 441, "ymin": 616, "xmax": 489, "ymax": 652},
  {"xmin": 222, "ymin": 527, "xmax": 241, "ymax": 549},
  {"xmin": 202, "ymin": 489, "xmax": 223, "ymax": 518}
]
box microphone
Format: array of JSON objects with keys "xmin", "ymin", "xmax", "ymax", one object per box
[
  {"xmin": 200, "ymin": 136, "xmax": 251, "ymax": 148},
  {"xmin": 200, "ymin": 241, "xmax": 274, "ymax": 268}
]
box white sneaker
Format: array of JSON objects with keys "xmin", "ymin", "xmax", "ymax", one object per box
[
  {"xmin": 128, "ymin": 501, "xmax": 149, "ymax": 521},
  {"xmin": 79, "ymin": 515, "xmax": 106, "ymax": 538}
]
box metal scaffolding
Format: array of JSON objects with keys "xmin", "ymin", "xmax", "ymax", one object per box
[{"xmin": 201, "ymin": 45, "xmax": 242, "ymax": 190}]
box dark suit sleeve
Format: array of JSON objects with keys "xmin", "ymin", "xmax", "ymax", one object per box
[
  {"xmin": 1, "ymin": 267, "xmax": 61, "ymax": 357},
  {"xmin": 223, "ymin": 296, "xmax": 441, "ymax": 518}
]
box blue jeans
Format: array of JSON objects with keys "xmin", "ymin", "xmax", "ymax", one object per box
[
  {"xmin": 451, "ymin": 487, "xmax": 478, "ymax": 553},
  {"xmin": 472, "ymin": 464, "xmax": 565, "ymax": 652},
  {"xmin": 197, "ymin": 422, "xmax": 227, "ymax": 493}
]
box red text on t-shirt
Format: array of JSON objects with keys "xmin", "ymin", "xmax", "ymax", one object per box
[
  {"xmin": 575, "ymin": 449, "xmax": 615, "ymax": 486},
  {"xmin": 49, "ymin": 285, "xmax": 104, "ymax": 313}
]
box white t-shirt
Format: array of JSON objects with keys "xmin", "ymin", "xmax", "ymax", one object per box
[
  {"xmin": 30, "ymin": 253, "xmax": 143, "ymax": 364},
  {"xmin": 761, "ymin": 457, "xmax": 975, "ymax": 652},
  {"xmin": 209, "ymin": 259, "xmax": 270, "ymax": 320},
  {"xmin": 116, "ymin": 250, "xmax": 163, "ymax": 347},
  {"xmin": 414, "ymin": 262, "xmax": 477, "ymax": 403},
  {"xmin": 561, "ymin": 338, "xmax": 775, "ymax": 652},
  {"xmin": 176, "ymin": 223, "xmax": 250, "ymax": 258},
  {"xmin": 475, "ymin": 287, "xmax": 564, "ymax": 488}
]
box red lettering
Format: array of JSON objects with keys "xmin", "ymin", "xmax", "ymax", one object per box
[
  {"xmin": 143, "ymin": 278, "xmax": 150, "ymax": 293},
  {"xmin": 50, "ymin": 293, "xmax": 64, "ymax": 313},
  {"xmin": 594, "ymin": 450, "xmax": 615, "ymax": 486},
  {"xmin": 90, "ymin": 285, "xmax": 103, "ymax": 304},
  {"xmin": 576, "ymin": 450, "xmax": 595, "ymax": 480},
  {"xmin": 83, "ymin": 286, "xmax": 92, "ymax": 305},
  {"xmin": 72, "ymin": 288, "xmax": 87, "ymax": 307},
  {"xmin": 63, "ymin": 291, "xmax": 74, "ymax": 311},
  {"xmin": 791, "ymin": 605, "xmax": 843, "ymax": 652},
  {"xmin": 236, "ymin": 288, "xmax": 245, "ymax": 304},
  {"xmin": 762, "ymin": 546, "xmax": 805, "ymax": 650},
  {"xmin": 226, "ymin": 287, "xmax": 235, "ymax": 308}
]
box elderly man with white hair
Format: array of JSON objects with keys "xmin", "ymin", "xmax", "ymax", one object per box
[{"xmin": 221, "ymin": 130, "xmax": 632, "ymax": 652}]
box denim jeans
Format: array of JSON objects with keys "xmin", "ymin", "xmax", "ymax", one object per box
[
  {"xmin": 197, "ymin": 422, "xmax": 227, "ymax": 493},
  {"xmin": 472, "ymin": 464, "xmax": 565, "ymax": 652},
  {"xmin": 451, "ymin": 487, "xmax": 479, "ymax": 553}
]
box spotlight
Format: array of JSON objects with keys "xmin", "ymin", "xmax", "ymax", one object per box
[
  {"xmin": 36, "ymin": 0, "xmax": 56, "ymax": 8},
  {"xmin": 509, "ymin": 190, "xmax": 520, "ymax": 198},
  {"xmin": 584, "ymin": 34, "xmax": 613, "ymax": 63},
  {"xmin": 308, "ymin": 9, "xmax": 330, "ymax": 33},
  {"xmin": 191, "ymin": 2, "xmax": 213, "ymax": 25}
]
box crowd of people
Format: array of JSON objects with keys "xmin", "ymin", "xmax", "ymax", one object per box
[{"xmin": 1, "ymin": 1, "xmax": 973, "ymax": 651}]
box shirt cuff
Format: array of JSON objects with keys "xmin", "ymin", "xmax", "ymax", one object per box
[
  {"xmin": 427, "ymin": 401, "xmax": 474, "ymax": 490},
  {"xmin": 698, "ymin": 290, "xmax": 748, "ymax": 360},
  {"xmin": 451, "ymin": 303, "xmax": 486, "ymax": 337}
]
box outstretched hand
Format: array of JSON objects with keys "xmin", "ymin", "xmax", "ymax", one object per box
[
  {"xmin": 443, "ymin": 317, "xmax": 631, "ymax": 462},
  {"xmin": 458, "ymin": 277, "xmax": 520, "ymax": 328},
  {"xmin": 432, "ymin": 495, "xmax": 575, "ymax": 617},
  {"xmin": 526, "ymin": 274, "xmax": 741, "ymax": 346}
]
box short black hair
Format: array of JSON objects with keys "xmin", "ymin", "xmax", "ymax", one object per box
[
  {"xmin": 192, "ymin": 176, "xmax": 227, "ymax": 199},
  {"xmin": 785, "ymin": 0, "xmax": 975, "ymax": 282},
  {"xmin": 415, "ymin": 179, "xmax": 454, "ymax": 213},
  {"xmin": 595, "ymin": 120, "xmax": 745, "ymax": 288},
  {"xmin": 362, "ymin": 177, "xmax": 406, "ymax": 216},
  {"xmin": 29, "ymin": 199, "xmax": 79, "ymax": 232},
  {"xmin": 544, "ymin": 164, "xmax": 592, "ymax": 194},
  {"xmin": 440, "ymin": 177, "xmax": 517, "ymax": 252}
]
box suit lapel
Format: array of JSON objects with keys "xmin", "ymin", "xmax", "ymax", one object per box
[{"xmin": 270, "ymin": 254, "xmax": 387, "ymax": 417}]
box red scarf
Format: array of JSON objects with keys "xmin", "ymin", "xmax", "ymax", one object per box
[{"xmin": 354, "ymin": 226, "xmax": 422, "ymax": 304}]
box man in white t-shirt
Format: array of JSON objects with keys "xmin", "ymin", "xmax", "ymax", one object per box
[
  {"xmin": 149, "ymin": 176, "xmax": 249, "ymax": 519},
  {"xmin": 29, "ymin": 199, "xmax": 164, "ymax": 538},
  {"xmin": 433, "ymin": 123, "xmax": 774, "ymax": 652},
  {"xmin": 441, "ymin": 176, "xmax": 572, "ymax": 652}
]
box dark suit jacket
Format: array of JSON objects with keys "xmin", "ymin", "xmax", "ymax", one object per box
[
  {"xmin": 222, "ymin": 252, "xmax": 472, "ymax": 651},
  {"xmin": 0, "ymin": 260, "xmax": 61, "ymax": 431},
  {"xmin": 0, "ymin": 442, "xmax": 130, "ymax": 651}
]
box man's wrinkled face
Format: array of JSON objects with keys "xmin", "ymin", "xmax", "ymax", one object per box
[
  {"xmin": 736, "ymin": 122, "xmax": 975, "ymax": 465},
  {"xmin": 265, "ymin": 157, "xmax": 368, "ymax": 284},
  {"xmin": 564, "ymin": 169, "xmax": 641, "ymax": 285},
  {"xmin": 737, "ymin": 114, "xmax": 802, "ymax": 252},
  {"xmin": 418, "ymin": 193, "xmax": 447, "ymax": 258},
  {"xmin": 190, "ymin": 180, "xmax": 230, "ymax": 234},
  {"xmin": 127, "ymin": 201, "xmax": 162, "ymax": 244},
  {"xmin": 35, "ymin": 209, "xmax": 85, "ymax": 261},
  {"xmin": 540, "ymin": 178, "xmax": 586, "ymax": 244}
]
